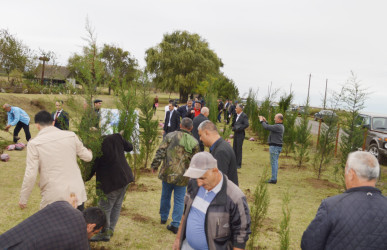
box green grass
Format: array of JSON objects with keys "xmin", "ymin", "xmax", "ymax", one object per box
[{"xmin": 0, "ymin": 92, "xmax": 385, "ymax": 249}]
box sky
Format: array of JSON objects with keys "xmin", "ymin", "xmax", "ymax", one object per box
[{"xmin": 1, "ymin": 0, "xmax": 386, "ymax": 113}]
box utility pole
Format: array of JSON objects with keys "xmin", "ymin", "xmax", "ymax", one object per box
[
  {"xmin": 307, "ymin": 74, "xmax": 311, "ymax": 104},
  {"xmin": 323, "ymin": 79, "xmax": 328, "ymax": 110},
  {"xmin": 39, "ymin": 56, "xmax": 50, "ymax": 85}
]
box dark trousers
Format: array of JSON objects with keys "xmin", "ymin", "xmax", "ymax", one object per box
[
  {"xmin": 217, "ymin": 111, "xmax": 222, "ymax": 122},
  {"xmin": 233, "ymin": 132, "xmax": 245, "ymax": 168},
  {"xmin": 13, "ymin": 121, "xmax": 31, "ymax": 143}
]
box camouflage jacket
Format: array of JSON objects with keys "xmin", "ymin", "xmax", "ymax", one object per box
[{"xmin": 151, "ymin": 130, "xmax": 199, "ymax": 186}]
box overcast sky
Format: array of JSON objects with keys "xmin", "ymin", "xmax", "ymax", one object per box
[{"xmin": 2, "ymin": 0, "xmax": 386, "ymax": 113}]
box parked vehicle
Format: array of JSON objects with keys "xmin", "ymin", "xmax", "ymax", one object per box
[
  {"xmin": 314, "ymin": 110, "xmax": 337, "ymax": 122},
  {"xmin": 358, "ymin": 112, "xmax": 387, "ymax": 164}
]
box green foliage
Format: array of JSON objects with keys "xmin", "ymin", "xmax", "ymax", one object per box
[
  {"xmin": 196, "ymin": 73, "xmax": 239, "ymax": 101},
  {"xmin": 336, "ymin": 72, "xmax": 368, "ymax": 187},
  {"xmin": 100, "ymin": 44, "xmax": 138, "ymax": 94},
  {"xmin": 279, "ymin": 191, "xmax": 291, "ymax": 250},
  {"xmin": 294, "ymin": 104, "xmax": 312, "ymax": 167},
  {"xmin": 278, "ymin": 93, "xmax": 297, "ymax": 156},
  {"xmin": 313, "ymin": 88, "xmax": 343, "ymax": 179},
  {"xmin": 145, "ymin": 30, "xmax": 223, "ymax": 102},
  {"xmin": 0, "ymin": 29, "xmax": 31, "ymax": 80},
  {"xmin": 248, "ymin": 166, "xmax": 270, "ymax": 249},
  {"xmin": 244, "ymin": 89, "xmax": 260, "ymax": 136},
  {"xmin": 205, "ymin": 84, "xmax": 218, "ymax": 123},
  {"xmin": 138, "ymin": 73, "xmax": 159, "ymax": 169},
  {"xmin": 220, "ymin": 122, "xmax": 232, "ymax": 141}
]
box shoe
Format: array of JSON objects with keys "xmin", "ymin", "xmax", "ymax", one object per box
[
  {"xmin": 266, "ymin": 179, "xmax": 277, "ymax": 184},
  {"xmin": 161, "ymin": 219, "xmax": 167, "ymax": 224},
  {"xmin": 90, "ymin": 233, "xmax": 110, "ymax": 242},
  {"xmin": 237, "ymin": 165, "xmax": 241, "ymax": 169},
  {"xmin": 13, "ymin": 136, "xmax": 20, "ymax": 142},
  {"xmin": 167, "ymin": 224, "xmax": 178, "ymax": 234}
]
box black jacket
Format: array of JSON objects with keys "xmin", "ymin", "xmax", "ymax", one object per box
[
  {"xmin": 192, "ymin": 113, "xmax": 208, "ymax": 142},
  {"xmin": 211, "ymin": 138, "xmax": 238, "ymax": 185},
  {"xmin": 164, "ymin": 110, "xmax": 181, "ymax": 133},
  {"xmin": 301, "ymin": 186, "xmax": 387, "ymax": 250},
  {"xmin": 88, "ymin": 133, "xmax": 134, "ymax": 194},
  {"xmin": 232, "ymin": 112, "xmax": 249, "ymax": 135},
  {"xmin": 51, "ymin": 110, "xmax": 69, "ymax": 130},
  {"xmin": 177, "ymin": 105, "xmax": 191, "ymax": 118}
]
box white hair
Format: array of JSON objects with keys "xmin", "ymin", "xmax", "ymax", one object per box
[
  {"xmin": 346, "ymin": 151, "xmax": 379, "ymax": 180},
  {"xmin": 201, "ymin": 107, "xmax": 209, "ymax": 115}
]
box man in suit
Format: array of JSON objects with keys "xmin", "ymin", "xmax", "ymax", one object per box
[
  {"xmin": 192, "ymin": 107, "xmax": 209, "ymax": 151},
  {"xmin": 19, "ymin": 111, "xmax": 93, "ymax": 210},
  {"xmin": 52, "ymin": 100, "xmax": 69, "ymax": 130},
  {"xmin": 87, "ymin": 132, "xmax": 134, "ymax": 242},
  {"xmin": 232, "ymin": 104, "xmax": 249, "ymax": 169},
  {"xmin": 164, "ymin": 102, "xmax": 180, "ymax": 136},
  {"xmin": 0, "ymin": 200, "xmax": 106, "ymax": 250},
  {"xmin": 177, "ymin": 99, "xmax": 193, "ymax": 118},
  {"xmin": 227, "ymin": 100, "xmax": 236, "ymax": 124},
  {"xmin": 217, "ymin": 99, "xmax": 224, "ymax": 122},
  {"xmin": 198, "ymin": 120, "xmax": 238, "ymax": 185}
]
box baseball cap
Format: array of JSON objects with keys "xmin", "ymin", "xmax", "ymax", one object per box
[{"xmin": 184, "ymin": 152, "xmax": 218, "ymax": 179}]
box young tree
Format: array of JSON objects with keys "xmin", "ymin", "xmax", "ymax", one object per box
[
  {"xmin": 279, "ymin": 192, "xmax": 291, "ymax": 250},
  {"xmin": 278, "ymin": 93, "xmax": 297, "ymax": 156},
  {"xmin": 336, "ymin": 72, "xmax": 368, "ymax": 186},
  {"xmin": 145, "ymin": 30, "xmax": 223, "ymax": 102},
  {"xmin": 294, "ymin": 104, "xmax": 312, "ymax": 168},
  {"xmin": 137, "ymin": 72, "xmax": 159, "ymax": 169},
  {"xmin": 248, "ymin": 166, "xmax": 270, "ymax": 249},
  {"xmin": 244, "ymin": 88, "xmax": 260, "ymax": 135},
  {"xmin": 313, "ymin": 89, "xmax": 343, "ymax": 179}
]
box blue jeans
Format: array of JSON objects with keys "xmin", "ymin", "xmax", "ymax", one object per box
[
  {"xmin": 98, "ymin": 184, "xmax": 128, "ymax": 233},
  {"xmin": 269, "ymin": 146, "xmax": 282, "ymax": 181},
  {"xmin": 160, "ymin": 181, "xmax": 186, "ymax": 227}
]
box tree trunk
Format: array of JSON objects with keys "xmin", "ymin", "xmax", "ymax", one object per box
[{"xmin": 179, "ymin": 88, "xmax": 189, "ymax": 103}]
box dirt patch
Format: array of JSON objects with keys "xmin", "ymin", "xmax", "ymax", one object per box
[
  {"xmin": 139, "ymin": 168, "xmax": 153, "ymax": 174},
  {"xmin": 128, "ymin": 183, "xmax": 148, "ymax": 192},
  {"xmin": 244, "ymin": 188, "xmax": 254, "ymax": 203},
  {"xmin": 131, "ymin": 213, "xmax": 151, "ymax": 223},
  {"xmin": 306, "ymin": 178, "xmax": 341, "ymax": 189},
  {"xmin": 90, "ymin": 245, "xmax": 111, "ymax": 250},
  {"xmin": 279, "ymin": 155, "xmax": 292, "ymax": 159},
  {"xmin": 279, "ymin": 163, "xmax": 298, "ymax": 170},
  {"xmin": 263, "ymin": 148, "xmax": 269, "ymax": 152},
  {"xmin": 261, "ymin": 217, "xmax": 277, "ymax": 232},
  {"xmin": 30, "ymin": 100, "xmax": 46, "ymax": 110}
]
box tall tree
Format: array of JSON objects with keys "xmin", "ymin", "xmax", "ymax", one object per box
[
  {"xmin": 195, "ymin": 73, "xmax": 239, "ymax": 101},
  {"xmin": 0, "ymin": 29, "xmax": 30, "ymax": 80},
  {"xmin": 145, "ymin": 30, "xmax": 223, "ymax": 102},
  {"xmin": 100, "ymin": 44, "xmax": 138, "ymax": 94}
]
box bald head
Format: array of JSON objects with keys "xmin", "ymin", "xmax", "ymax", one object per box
[
  {"xmin": 198, "ymin": 120, "xmax": 220, "ymax": 147},
  {"xmin": 3, "ymin": 104, "xmax": 11, "ymax": 112},
  {"xmin": 275, "ymin": 113, "xmax": 283, "ymax": 123},
  {"xmin": 201, "ymin": 107, "xmax": 209, "ymax": 117}
]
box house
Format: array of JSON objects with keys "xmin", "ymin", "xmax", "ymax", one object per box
[{"xmin": 35, "ymin": 65, "xmax": 76, "ymax": 87}]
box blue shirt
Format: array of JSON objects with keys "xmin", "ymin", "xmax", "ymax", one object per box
[
  {"xmin": 209, "ymin": 138, "xmax": 222, "ymax": 153},
  {"xmin": 7, "ymin": 107, "xmax": 30, "ymax": 126},
  {"xmin": 186, "ymin": 176, "xmax": 223, "ymax": 250}
]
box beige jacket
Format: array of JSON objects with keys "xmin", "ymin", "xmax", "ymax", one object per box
[{"xmin": 19, "ymin": 126, "xmax": 92, "ymax": 209}]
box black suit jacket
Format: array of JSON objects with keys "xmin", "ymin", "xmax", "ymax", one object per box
[
  {"xmin": 87, "ymin": 133, "xmax": 134, "ymax": 194},
  {"xmin": 0, "ymin": 201, "xmax": 89, "ymax": 250},
  {"xmin": 164, "ymin": 110, "xmax": 181, "ymax": 133},
  {"xmin": 52, "ymin": 110, "xmax": 69, "ymax": 130},
  {"xmin": 192, "ymin": 114, "xmax": 208, "ymax": 142},
  {"xmin": 232, "ymin": 112, "xmax": 249, "ymax": 135},
  {"xmin": 211, "ymin": 138, "xmax": 238, "ymax": 185}
]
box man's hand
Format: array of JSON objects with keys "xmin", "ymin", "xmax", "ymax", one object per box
[
  {"xmin": 4, "ymin": 125, "xmax": 11, "ymax": 132},
  {"xmin": 68, "ymin": 193, "xmax": 78, "ymax": 209},
  {"xmin": 19, "ymin": 202, "xmax": 27, "ymax": 209}
]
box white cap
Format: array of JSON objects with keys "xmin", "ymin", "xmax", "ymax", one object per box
[{"xmin": 184, "ymin": 152, "xmax": 218, "ymax": 179}]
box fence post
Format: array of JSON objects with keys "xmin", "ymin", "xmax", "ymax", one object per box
[{"xmin": 362, "ymin": 129, "xmax": 368, "ymax": 151}]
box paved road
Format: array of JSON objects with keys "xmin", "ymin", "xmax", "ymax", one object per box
[{"xmin": 296, "ymin": 118, "xmax": 345, "ymax": 139}]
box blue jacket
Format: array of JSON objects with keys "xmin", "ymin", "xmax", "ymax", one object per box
[
  {"xmin": 301, "ymin": 186, "xmax": 387, "ymax": 250},
  {"xmin": 7, "ymin": 106, "xmax": 30, "ymax": 126}
]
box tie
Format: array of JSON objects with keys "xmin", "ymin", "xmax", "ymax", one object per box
[{"xmin": 55, "ymin": 111, "xmax": 60, "ymax": 120}]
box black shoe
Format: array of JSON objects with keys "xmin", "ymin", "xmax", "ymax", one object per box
[
  {"xmin": 237, "ymin": 165, "xmax": 241, "ymax": 169},
  {"xmin": 267, "ymin": 179, "xmax": 277, "ymax": 184},
  {"xmin": 90, "ymin": 233, "xmax": 110, "ymax": 242},
  {"xmin": 167, "ymin": 224, "xmax": 178, "ymax": 234},
  {"xmin": 161, "ymin": 219, "xmax": 167, "ymax": 224}
]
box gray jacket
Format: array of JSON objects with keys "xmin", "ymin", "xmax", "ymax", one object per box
[
  {"xmin": 179, "ymin": 174, "xmax": 251, "ymax": 250},
  {"xmin": 261, "ymin": 121, "xmax": 284, "ymax": 146}
]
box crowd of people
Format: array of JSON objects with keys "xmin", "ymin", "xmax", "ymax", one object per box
[{"xmin": 1, "ymin": 97, "xmax": 387, "ymax": 249}]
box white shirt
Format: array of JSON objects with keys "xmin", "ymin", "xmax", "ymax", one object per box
[{"xmin": 168, "ymin": 110, "xmax": 174, "ymax": 127}]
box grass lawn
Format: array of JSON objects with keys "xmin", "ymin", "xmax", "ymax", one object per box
[{"xmin": 0, "ymin": 92, "xmax": 385, "ymax": 249}]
